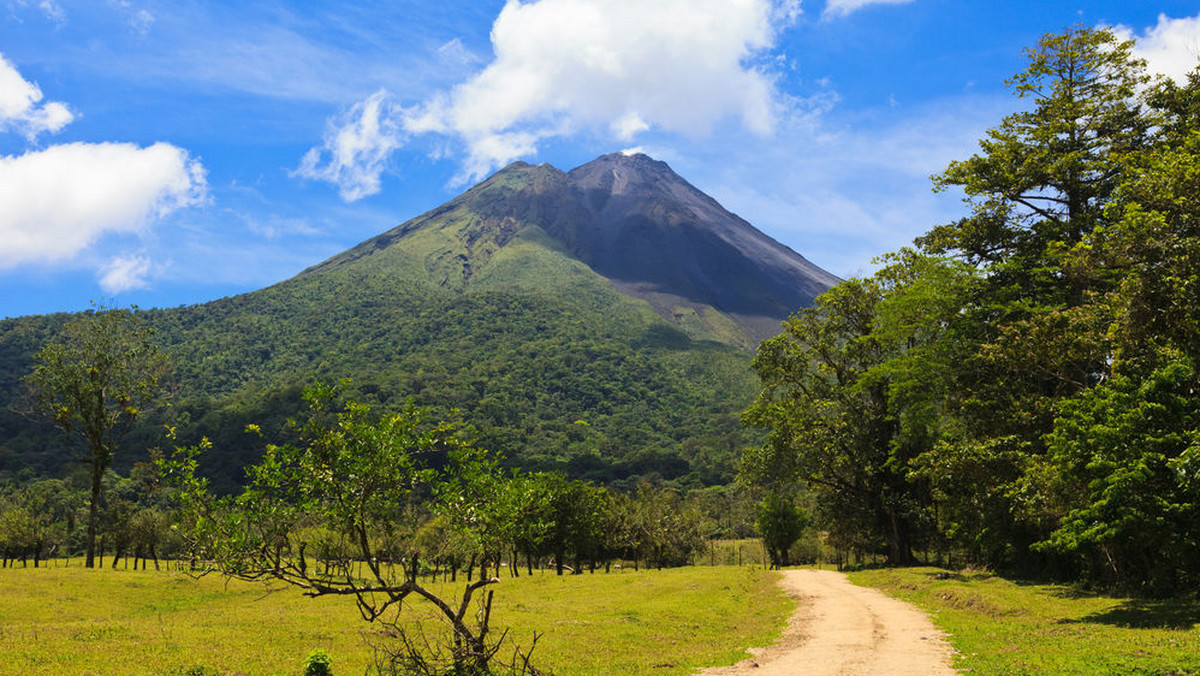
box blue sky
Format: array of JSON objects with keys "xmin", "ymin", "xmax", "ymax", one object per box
[{"xmin": 2, "ymin": 0, "xmax": 1199, "ymax": 319}]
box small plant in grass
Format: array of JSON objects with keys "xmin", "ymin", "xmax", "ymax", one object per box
[{"xmin": 304, "ymin": 648, "xmax": 334, "ymax": 676}]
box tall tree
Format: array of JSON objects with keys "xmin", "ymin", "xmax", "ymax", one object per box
[
  {"xmin": 1101, "ymin": 71, "xmax": 1200, "ymax": 368},
  {"xmin": 25, "ymin": 305, "xmax": 169, "ymax": 568},
  {"xmin": 910, "ymin": 27, "xmax": 1156, "ymax": 572},
  {"xmin": 918, "ymin": 26, "xmax": 1151, "ymax": 446},
  {"xmin": 923, "ymin": 26, "xmax": 1150, "ymax": 270},
  {"xmin": 1028, "ymin": 68, "xmax": 1200, "ymax": 593}
]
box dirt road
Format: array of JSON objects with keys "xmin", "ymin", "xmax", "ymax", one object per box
[{"xmin": 697, "ymin": 569, "xmax": 957, "ymax": 676}]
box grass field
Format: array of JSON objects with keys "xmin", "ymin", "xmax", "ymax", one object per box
[
  {"xmin": 0, "ymin": 563, "xmax": 791, "ymax": 675},
  {"xmin": 849, "ymin": 567, "xmax": 1200, "ymax": 675}
]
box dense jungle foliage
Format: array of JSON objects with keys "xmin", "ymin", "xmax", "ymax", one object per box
[{"xmin": 742, "ymin": 27, "xmax": 1200, "ymax": 595}]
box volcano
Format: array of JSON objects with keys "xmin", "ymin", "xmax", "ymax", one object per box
[
  {"xmin": 0, "ymin": 153, "xmax": 838, "ymax": 488},
  {"xmin": 305, "ymin": 152, "xmax": 838, "ymax": 347}
]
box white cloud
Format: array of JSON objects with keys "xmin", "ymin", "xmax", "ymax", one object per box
[
  {"xmin": 301, "ymin": 0, "xmax": 797, "ymax": 193},
  {"xmin": 0, "ymin": 53, "xmax": 75, "ymax": 141},
  {"xmin": 1116, "ymin": 13, "xmax": 1200, "ymax": 83},
  {"xmin": 0, "ymin": 142, "xmax": 207, "ymax": 268},
  {"xmin": 822, "ymin": 0, "xmax": 914, "ymax": 20},
  {"xmin": 98, "ymin": 254, "xmax": 153, "ymax": 293},
  {"xmin": 293, "ymin": 89, "xmax": 405, "ymax": 201},
  {"xmin": 405, "ymin": 0, "xmax": 785, "ymax": 181}
]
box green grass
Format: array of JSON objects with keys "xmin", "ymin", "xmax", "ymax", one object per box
[
  {"xmin": 0, "ymin": 564, "xmax": 790, "ymax": 675},
  {"xmin": 848, "ymin": 567, "xmax": 1200, "ymax": 675}
]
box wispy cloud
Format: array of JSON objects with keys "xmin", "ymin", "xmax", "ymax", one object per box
[
  {"xmin": 292, "ymin": 89, "xmax": 405, "ymax": 201},
  {"xmin": 822, "ymin": 0, "xmax": 914, "ymax": 20},
  {"xmin": 673, "ymin": 92, "xmax": 1009, "ymax": 278},
  {"xmin": 14, "ymin": 0, "xmax": 68, "ymax": 24},
  {"xmin": 234, "ymin": 210, "xmax": 319, "ymax": 240}
]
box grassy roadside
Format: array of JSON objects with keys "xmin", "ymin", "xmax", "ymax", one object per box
[
  {"xmin": 0, "ymin": 564, "xmax": 790, "ymax": 675},
  {"xmin": 848, "ymin": 567, "xmax": 1200, "ymax": 675}
]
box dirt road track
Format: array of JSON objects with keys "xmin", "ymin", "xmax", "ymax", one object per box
[{"xmin": 697, "ymin": 569, "xmax": 958, "ymax": 676}]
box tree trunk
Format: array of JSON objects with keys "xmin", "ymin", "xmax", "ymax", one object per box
[{"xmin": 85, "ymin": 462, "xmax": 102, "ymax": 568}]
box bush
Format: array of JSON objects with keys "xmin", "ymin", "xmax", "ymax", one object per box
[{"xmin": 304, "ymin": 648, "xmax": 334, "ymax": 676}]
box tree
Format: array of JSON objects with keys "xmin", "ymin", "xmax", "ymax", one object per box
[
  {"xmin": 1035, "ymin": 361, "xmax": 1200, "ymax": 595},
  {"xmin": 1026, "ymin": 68, "xmax": 1200, "ymax": 594},
  {"xmin": 25, "ymin": 305, "xmax": 169, "ymax": 568},
  {"xmin": 755, "ymin": 491, "xmax": 808, "ymax": 569},
  {"xmin": 1099, "ymin": 72, "xmax": 1200, "ymax": 368},
  {"xmin": 741, "ymin": 273, "xmax": 942, "ymax": 565},
  {"xmin": 917, "ymin": 27, "xmax": 1152, "ymax": 465},
  {"xmin": 162, "ymin": 383, "xmax": 540, "ymax": 674},
  {"xmin": 739, "ymin": 26, "xmax": 1200, "ymax": 587},
  {"xmin": 923, "ymin": 26, "xmax": 1150, "ymax": 270},
  {"xmin": 908, "ymin": 26, "xmax": 1159, "ymax": 574}
]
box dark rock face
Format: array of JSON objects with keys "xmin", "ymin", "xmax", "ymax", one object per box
[{"xmin": 564, "ymin": 153, "xmax": 839, "ymax": 343}]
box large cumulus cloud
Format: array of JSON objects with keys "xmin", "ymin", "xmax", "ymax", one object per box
[{"xmin": 299, "ymin": 0, "xmax": 798, "ymax": 198}]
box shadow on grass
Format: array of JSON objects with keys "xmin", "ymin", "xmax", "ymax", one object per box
[
  {"xmin": 1062, "ymin": 599, "xmax": 1200, "ymax": 630},
  {"xmin": 1021, "ymin": 581, "xmax": 1101, "ymax": 600}
]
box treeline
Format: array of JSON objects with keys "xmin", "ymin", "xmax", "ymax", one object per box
[
  {"xmin": 0, "ymin": 455, "xmax": 763, "ymax": 576},
  {"xmin": 0, "ymin": 465, "xmax": 175, "ymax": 569},
  {"xmin": 742, "ymin": 27, "xmax": 1200, "ymax": 596}
]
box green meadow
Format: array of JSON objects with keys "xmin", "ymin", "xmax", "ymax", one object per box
[
  {"xmin": 0, "ymin": 564, "xmax": 790, "ymax": 676},
  {"xmin": 849, "ymin": 567, "xmax": 1200, "ymax": 675},
  {"xmin": 8, "ymin": 561, "xmax": 1200, "ymax": 675}
]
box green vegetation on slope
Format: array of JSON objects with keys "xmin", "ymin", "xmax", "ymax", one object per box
[
  {"xmin": 0, "ymin": 164, "xmax": 764, "ymax": 492},
  {"xmin": 851, "ymin": 567, "xmax": 1200, "ymax": 675}
]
